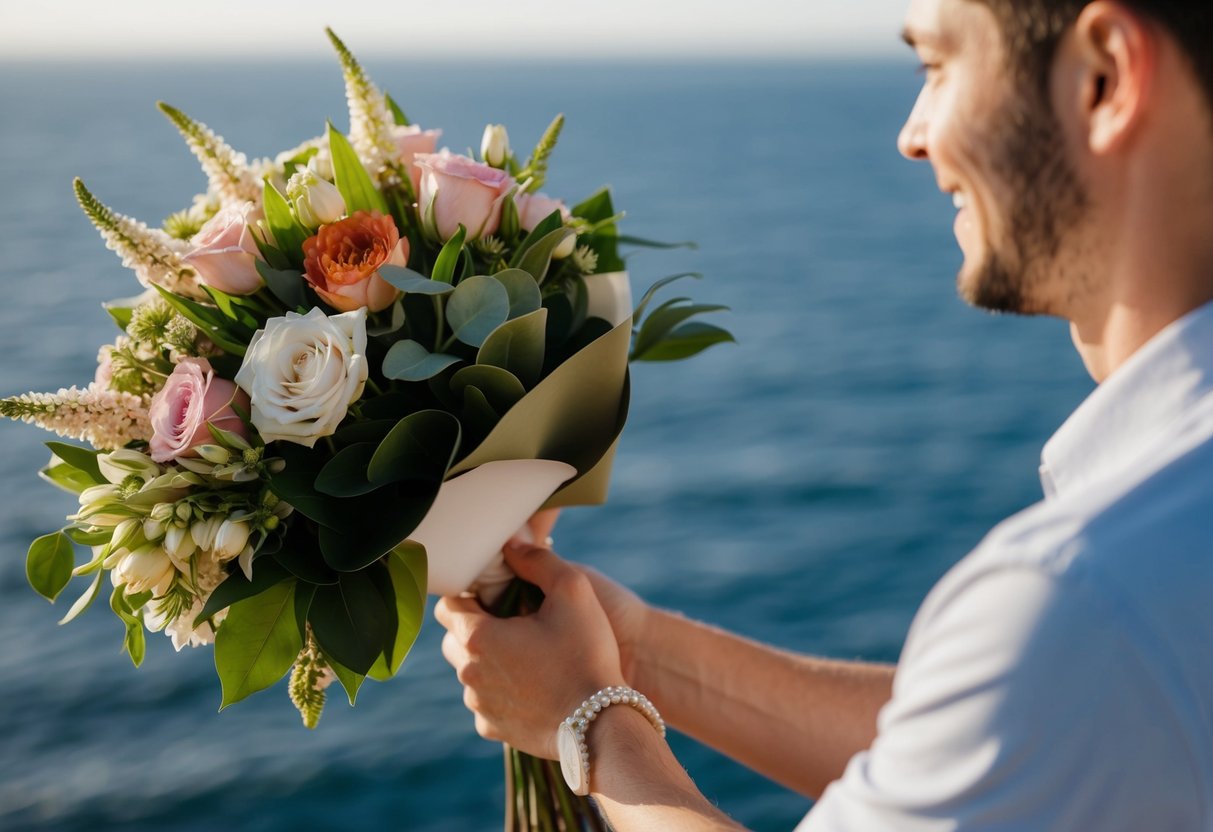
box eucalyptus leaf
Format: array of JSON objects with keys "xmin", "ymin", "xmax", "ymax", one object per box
[
  {"xmin": 477, "ymin": 310, "xmax": 547, "ymax": 389},
  {"xmin": 27, "ymin": 531, "xmax": 74, "ymax": 602},
  {"xmin": 327, "ymin": 122, "xmax": 389, "ymax": 215},
  {"xmin": 256, "ymin": 261, "xmax": 308, "ymax": 310},
  {"xmin": 367, "ymin": 542, "xmax": 427, "ymax": 681},
  {"xmin": 451, "ymin": 365, "xmax": 526, "ymax": 413},
  {"xmin": 367, "ymin": 410, "xmax": 461, "ymax": 486},
  {"xmin": 379, "ymin": 265, "xmax": 454, "ymax": 295},
  {"xmin": 308, "ymin": 567, "xmax": 394, "ymax": 675},
  {"xmin": 431, "ymin": 225, "xmax": 467, "ymax": 285},
  {"xmin": 44, "ymin": 441, "xmax": 103, "ymax": 484},
  {"xmin": 383, "ymin": 340, "xmax": 462, "ymax": 382},
  {"xmin": 314, "ymin": 443, "xmax": 378, "ymax": 497},
  {"xmin": 446, "ymin": 276, "xmax": 510, "ymax": 347},
  {"xmin": 262, "ymin": 179, "xmax": 310, "ymax": 264},
  {"xmin": 492, "ymin": 269, "xmax": 542, "ymax": 318},
  {"xmin": 215, "ymin": 579, "xmax": 303, "ymax": 709},
  {"xmin": 460, "ymin": 385, "xmax": 500, "ymax": 443}
]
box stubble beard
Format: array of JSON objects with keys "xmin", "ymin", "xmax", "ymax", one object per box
[{"xmin": 959, "ymin": 87, "xmax": 1089, "ymax": 316}]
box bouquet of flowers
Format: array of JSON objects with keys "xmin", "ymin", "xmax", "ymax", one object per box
[{"xmin": 2, "ymin": 29, "xmax": 730, "ymax": 831}]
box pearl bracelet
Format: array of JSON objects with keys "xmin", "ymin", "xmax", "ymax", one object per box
[{"xmin": 556, "ymin": 685, "xmax": 666, "ymax": 795}]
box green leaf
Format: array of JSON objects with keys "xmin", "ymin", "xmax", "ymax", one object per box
[
  {"xmin": 44, "ymin": 441, "xmax": 104, "ymax": 484},
  {"xmin": 309, "ymin": 567, "xmax": 395, "ymax": 675},
  {"xmin": 59, "ymin": 569, "xmax": 104, "ymax": 625},
  {"xmin": 516, "ymin": 227, "xmax": 575, "ymax": 286},
  {"xmin": 327, "ymin": 656, "xmax": 366, "ymax": 705},
  {"xmin": 492, "ymin": 269, "xmax": 542, "ymax": 318},
  {"xmin": 509, "ymin": 212, "xmax": 565, "ymax": 270},
  {"xmin": 104, "ymin": 303, "xmax": 135, "ymax": 331},
  {"xmin": 202, "ymin": 285, "xmax": 261, "ymax": 330},
  {"xmin": 446, "ymin": 275, "xmax": 510, "ymax": 347},
  {"xmin": 477, "ymin": 308, "xmax": 548, "ymax": 388},
  {"xmin": 632, "ymin": 272, "xmax": 702, "ymax": 322},
  {"xmin": 451, "ymin": 365, "xmax": 526, "ymax": 413},
  {"xmin": 63, "ymin": 526, "xmax": 112, "ymax": 547},
  {"xmin": 382, "ymin": 340, "xmax": 462, "ymax": 382},
  {"xmin": 154, "ymin": 285, "xmax": 249, "ymax": 356},
  {"xmin": 632, "ymin": 299, "xmax": 729, "ymax": 361},
  {"xmin": 631, "ymin": 321, "xmax": 736, "ymax": 362},
  {"xmin": 262, "ymin": 179, "xmax": 310, "ymax": 264},
  {"xmin": 431, "ymin": 225, "xmax": 467, "ymax": 285},
  {"xmin": 109, "ymin": 585, "xmax": 146, "ymax": 667},
  {"xmin": 613, "ymin": 234, "xmax": 698, "ymax": 250},
  {"xmin": 571, "ymin": 188, "xmax": 624, "ymax": 273},
  {"xmin": 256, "ymin": 261, "xmax": 308, "ymax": 310},
  {"xmin": 215, "ymin": 579, "xmax": 303, "ymax": 709},
  {"xmin": 251, "ymin": 229, "xmax": 293, "ymax": 271},
  {"xmin": 316, "ymin": 480, "xmax": 441, "ymax": 572},
  {"xmin": 368, "ymin": 542, "xmax": 427, "ymax": 680},
  {"xmin": 314, "ymin": 443, "xmax": 378, "ymax": 497},
  {"xmin": 367, "ymin": 410, "xmax": 461, "ymax": 487},
  {"xmin": 27, "ymin": 532, "xmax": 74, "ymax": 602},
  {"xmin": 195, "ymin": 558, "xmax": 293, "ymax": 626},
  {"xmin": 40, "ymin": 461, "xmax": 98, "ymax": 495},
  {"xmin": 327, "ymin": 121, "xmax": 389, "ymax": 215},
  {"xmin": 385, "ymin": 94, "xmax": 410, "ymax": 126},
  {"xmin": 379, "ymin": 266, "xmax": 456, "ymax": 295}
]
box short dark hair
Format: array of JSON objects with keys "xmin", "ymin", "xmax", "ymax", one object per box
[{"xmin": 968, "ymin": 1, "xmax": 1213, "ymax": 112}]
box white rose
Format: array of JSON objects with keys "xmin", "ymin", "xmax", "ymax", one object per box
[{"xmin": 234, "ymin": 307, "xmax": 369, "ymax": 448}]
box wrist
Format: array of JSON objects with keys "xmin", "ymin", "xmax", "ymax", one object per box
[{"xmin": 557, "ymin": 684, "xmax": 666, "ymax": 796}]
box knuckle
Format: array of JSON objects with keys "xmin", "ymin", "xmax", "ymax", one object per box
[
  {"xmin": 456, "ymin": 660, "xmax": 480, "ymax": 687},
  {"xmin": 474, "ymin": 715, "xmax": 501, "ymax": 741}
]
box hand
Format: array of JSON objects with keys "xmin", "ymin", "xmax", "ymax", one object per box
[{"xmin": 435, "ymin": 543, "xmax": 627, "ymax": 759}]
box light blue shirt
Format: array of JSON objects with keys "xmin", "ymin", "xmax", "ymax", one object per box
[{"xmin": 801, "ymin": 300, "xmax": 1213, "ymax": 831}]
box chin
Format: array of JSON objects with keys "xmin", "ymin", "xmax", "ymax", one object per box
[{"xmin": 955, "ymin": 254, "xmax": 1033, "ymax": 315}]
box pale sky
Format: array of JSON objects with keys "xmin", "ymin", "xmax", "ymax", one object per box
[{"xmin": 0, "ymin": 1, "xmax": 912, "ymax": 60}]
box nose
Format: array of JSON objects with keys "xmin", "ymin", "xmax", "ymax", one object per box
[{"xmin": 898, "ymin": 91, "xmax": 929, "ymax": 161}]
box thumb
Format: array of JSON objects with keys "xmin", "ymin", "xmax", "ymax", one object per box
[{"xmin": 502, "ymin": 542, "xmax": 570, "ymax": 591}]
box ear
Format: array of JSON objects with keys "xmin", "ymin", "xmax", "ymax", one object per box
[{"xmin": 1069, "ymin": 1, "xmax": 1156, "ymax": 154}]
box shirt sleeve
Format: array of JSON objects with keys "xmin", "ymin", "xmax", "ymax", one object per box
[{"xmin": 798, "ymin": 564, "xmax": 1200, "ymax": 832}]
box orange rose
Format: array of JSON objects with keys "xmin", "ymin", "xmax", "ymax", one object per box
[{"xmin": 302, "ymin": 211, "xmax": 406, "ymax": 312}]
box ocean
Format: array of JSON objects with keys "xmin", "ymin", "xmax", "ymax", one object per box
[{"xmin": 0, "ymin": 59, "xmax": 1093, "ymax": 831}]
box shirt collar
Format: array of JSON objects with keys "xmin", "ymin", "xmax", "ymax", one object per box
[{"xmin": 1039, "ymin": 299, "xmax": 1213, "ymax": 500}]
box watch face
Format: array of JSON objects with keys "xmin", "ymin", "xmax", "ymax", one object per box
[{"xmin": 558, "ymin": 722, "xmax": 586, "ymax": 795}]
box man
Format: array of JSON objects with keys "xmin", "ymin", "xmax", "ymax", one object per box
[{"xmin": 435, "ymin": 0, "xmax": 1213, "ymax": 828}]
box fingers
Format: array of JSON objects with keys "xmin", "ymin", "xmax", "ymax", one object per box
[
  {"xmin": 527, "ymin": 508, "xmax": 561, "ymax": 544},
  {"xmin": 433, "ymin": 593, "xmax": 483, "ymax": 631},
  {"xmin": 502, "ymin": 541, "xmax": 575, "ymax": 590}
]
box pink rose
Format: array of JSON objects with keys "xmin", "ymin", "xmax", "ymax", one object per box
[
  {"xmin": 148, "ymin": 358, "xmax": 251, "ymax": 463},
  {"xmin": 514, "ymin": 192, "xmax": 571, "ymax": 232},
  {"xmin": 302, "ymin": 211, "xmax": 407, "ymax": 313},
  {"xmin": 415, "ymin": 151, "xmax": 515, "ymax": 241},
  {"xmin": 391, "ymin": 124, "xmax": 442, "ymax": 194},
  {"xmin": 182, "ymin": 203, "xmax": 265, "ymax": 295}
]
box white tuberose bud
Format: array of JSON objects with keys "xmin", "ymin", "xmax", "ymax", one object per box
[
  {"xmin": 116, "ymin": 545, "xmax": 175, "ymax": 596},
  {"xmin": 213, "ymin": 519, "xmax": 252, "ymax": 562},
  {"xmin": 286, "ymin": 167, "xmax": 346, "ymax": 229},
  {"xmin": 481, "ymin": 124, "xmax": 510, "ymax": 169}
]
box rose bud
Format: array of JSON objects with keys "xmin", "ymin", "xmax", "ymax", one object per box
[
  {"xmin": 415, "ymin": 151, "xmax": 515, "ymax": 241},
  {"xmin": 148, "ymin": 358, "xmax": 251, "ymax": 464},
  {"xmin": 391, "ymin": 124, "xmax": 442, "ymax": 194},
  {"xmin": 182, "ymin": 202, "xmax": 266, "ymax": 295},
  {"xmin": 481, "ymin": 124, "xmax": 510, "ymax": 168},
  {"xmin": 514, "ymin": 191, "xmax": 571, "ymax": 233},
  {"xmin": 302, "ymin": 211, "xmax": 406, "ymax": 312}
]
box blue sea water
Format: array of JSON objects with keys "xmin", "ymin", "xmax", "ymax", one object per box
[{"xmin": 0, "ymin": 59, "xmax": 1093, "ymax": 831}]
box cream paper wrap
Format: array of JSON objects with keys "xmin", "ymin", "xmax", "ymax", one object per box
[{"xmin": 413, "ymin": 272, "xmax": 632, "ymax": 600}]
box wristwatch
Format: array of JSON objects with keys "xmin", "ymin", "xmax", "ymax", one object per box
[{"xmin": 557, "ymin": 685, "xmax": 666, "ymax": 796}]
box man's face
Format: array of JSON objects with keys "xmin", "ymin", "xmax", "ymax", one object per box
[{"xmin": 899, "ymin": 0, "xmax": 1088, "ymax": 315}]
